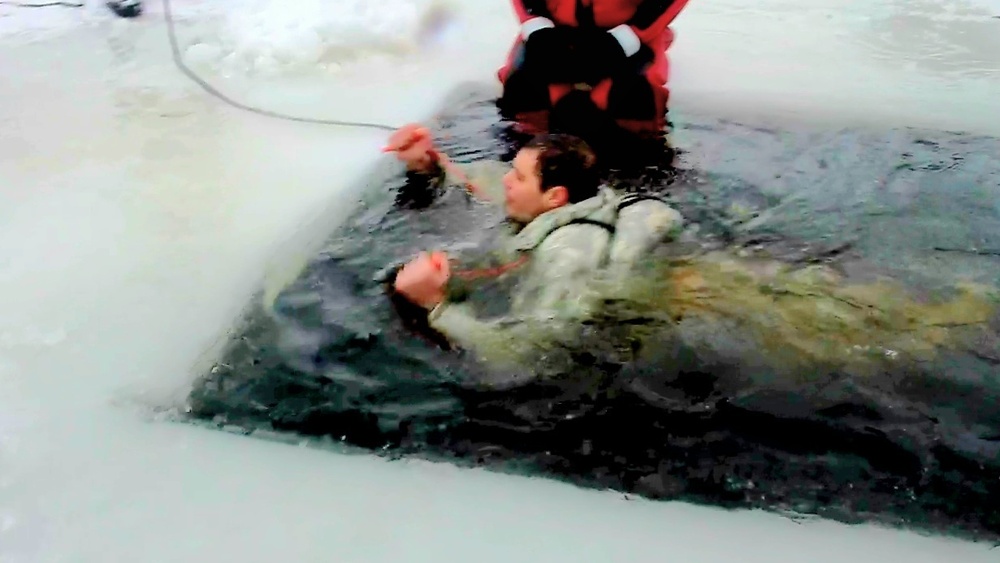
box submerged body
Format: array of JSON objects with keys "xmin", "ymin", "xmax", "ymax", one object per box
[
  {"xmin": 425, "ymin": 162, "xmax": 998, "ymax": 381},
  {"xmin": 389, "ymin": 132, "xmax": 997, "ymax": 379},
  {"xmin": 606, "ymin": 249, "xmax": 998, "ymax": 377},
  {"xmin": 392, "ymin": 148, "xmax": 685, "ymax": 371}
]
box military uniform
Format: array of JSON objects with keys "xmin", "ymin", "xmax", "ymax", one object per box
[{"xmin": 412, "ymin": 160, "xmax": 684, "ymax": 368}]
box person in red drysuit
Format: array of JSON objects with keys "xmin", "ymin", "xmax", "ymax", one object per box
[{"xmin": 497, "ymin": 0, "xmax": 690, "ymax": 144}]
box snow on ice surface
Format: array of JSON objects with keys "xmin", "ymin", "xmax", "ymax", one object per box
[
  {"xmin": 668, "ymin": 0, "xmax": 1000, "ymax": 133},
  {"xmin": 1, "ymin": 0, "xmax": 1000, "ymax": 562}
]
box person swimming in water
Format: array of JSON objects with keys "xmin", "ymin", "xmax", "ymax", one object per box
[
  {"xmin": 383, "ymin": 123, "xmax": 684, "ymax": 369},
  {"xmin": 382, "ymin": 121, "xmax": 998, "ymax": 380}
]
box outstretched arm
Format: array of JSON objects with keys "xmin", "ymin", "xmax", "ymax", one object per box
[
  {"xmin": 428, "ymin": 151, "xmax": 508, "ymax": 204},
  {"xmin": 383, "ymin": 123, "xmax": 505, "ymax": 204}
]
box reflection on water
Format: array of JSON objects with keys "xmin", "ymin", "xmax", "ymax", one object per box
[{"xmin": 186, "ymin": 85, "xmax": 1000, "ymax": 542}]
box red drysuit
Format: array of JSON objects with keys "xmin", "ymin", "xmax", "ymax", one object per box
[{"xmin": 498, "ymin": 0, "xmax": 690, "ymax": 137}]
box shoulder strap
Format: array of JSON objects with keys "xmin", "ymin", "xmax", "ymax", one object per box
[
  {"xmin": 565, "ymin": 217, "xmax": 616, "ymax": 233},
  {"xmin": 616, "ymin": 192, "xmax": 670, "ymax": 212}
]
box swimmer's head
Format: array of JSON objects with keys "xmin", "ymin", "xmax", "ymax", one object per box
[{"xmin": 502, "ymin": 133, "xmax": 599, "ymax": 223}]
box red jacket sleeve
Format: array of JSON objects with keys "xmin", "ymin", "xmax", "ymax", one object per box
[
  {"xmin": 625, "ymin": 0, "xmax": 691, "ymax": 45},
  {"xmin": 511, "ymin": 0, "xmax": 553, "ymax": 24}
]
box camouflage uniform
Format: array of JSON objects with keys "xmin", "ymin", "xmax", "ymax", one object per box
[{"xmin": 414, "ymin": 160, "xmax": 684, "ymax": 369}]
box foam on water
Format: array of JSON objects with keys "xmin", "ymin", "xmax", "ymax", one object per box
[{"xmin": 2, "ymin": 0, "xmax": 1000, "ymax": 561}]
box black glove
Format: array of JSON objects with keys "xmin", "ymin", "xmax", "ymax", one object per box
[
  {"xmin": 521, "ymin": 26, "xmax": 585, "ymax": 82},
  {"xmin": 573, "ymin": 28, "xmax": 630, "ymax": 83}
]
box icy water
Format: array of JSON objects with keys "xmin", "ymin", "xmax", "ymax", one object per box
[{"xmin": 2, "ymin": 0, "xmax": 1000, "ymax": 561}]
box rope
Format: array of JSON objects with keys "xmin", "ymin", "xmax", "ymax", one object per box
[
  {"xmin": 161, "ymin": 0, "xmax": 397, "ymax": 131},
  {"xmin": 0, "ymin": 2, "xmax": 84, "ymax": 7},
  {"xmin": 4, "ymin": 0, "xmax": 438, "ymax": 145},
  {"xmin": 161, "ymin": 2, "xmax": 488, "ymax": 198}
]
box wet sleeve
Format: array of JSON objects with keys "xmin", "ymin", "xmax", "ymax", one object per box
[
  {"xmin": 610, "ymin": 0, "xmax": 691, "ymax": 54},
  {"xmin": 440, "ymin": 159, "xmax": 509, "ymax": 205},
  {"xmin": 426, "ymin": 302, "xmax": 570, "ymax": 368},
  {"xmin": 428, "ymin": 224, "xmax": 611, "ymax": 365},
  {"xmin": 399, "ymin": 159, "xmax": 506, "ymax": 208},
  {"xmin": 427, "ymin": 250, "xmax": 546, "ymax": 366},
  {"xmin": 440, "ymin": 247, "xmax": 525, "ymax": 305}
]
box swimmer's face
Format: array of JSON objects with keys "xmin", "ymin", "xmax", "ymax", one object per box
[{"xmin": 502, "ymin": 148, "xmax": 568, "ymax": 223}]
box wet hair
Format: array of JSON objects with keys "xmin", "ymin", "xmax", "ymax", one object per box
[{"xmin": 524, "ymin": 133, "xmax": 600, "ymax": 203}]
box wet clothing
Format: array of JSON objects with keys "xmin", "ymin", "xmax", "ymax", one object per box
[
  {"xmin": 498, "ymin": 0, "xmax": 691, "ymax": 137},
  {"xmin": 412, "ymin": 159, "xmax": 684, "ymax": 369}
]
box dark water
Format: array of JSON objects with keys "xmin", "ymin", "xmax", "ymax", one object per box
[{"xmin": 186, "ymin": 84, "xmax": 1000, "ymax": 542}]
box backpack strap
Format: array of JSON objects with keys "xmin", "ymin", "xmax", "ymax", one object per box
[
  {"xmin": 565, "ymin": 217, "xmax": 616, "ymax": 233},
  {"xmin": 616, "ymin": 192, "xmax": 670, "ymax": 212},
  {"xmin": 608, "ymin": 193, "xmax": 684, "ymax": 270}
]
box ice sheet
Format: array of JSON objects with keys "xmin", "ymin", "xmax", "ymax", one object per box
[{"xmin": 2, "ymin": 1, "xmax": 999, "ymax": 561}]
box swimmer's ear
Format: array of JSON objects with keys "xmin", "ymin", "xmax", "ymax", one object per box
[{"xmin": 544, "ymin": 185, "xmax": 570, "ymax": 209}]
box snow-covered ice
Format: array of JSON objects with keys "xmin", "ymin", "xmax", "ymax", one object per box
[{"xmin": 1, "ymin": 1, "xmax": 999, "ymax": 561}]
